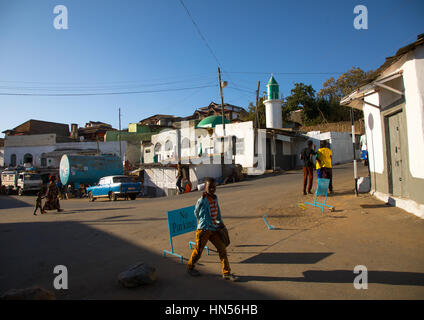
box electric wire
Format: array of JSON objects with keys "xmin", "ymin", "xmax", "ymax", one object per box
[{"xmin": 0, "ymin": 84, "xmax": 218, "ymax": 96}]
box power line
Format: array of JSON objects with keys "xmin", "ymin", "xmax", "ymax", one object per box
[
  {"xmin": 227, "ymin": 71, "xmax": 345, "ymax": 75},
  {"xmin": 0, "ymin": 84, "xmax": 218, "ymax": 97},
  {"xmin": 0, "ymin": 73, "xmax": 215, "ymax": 90},
  {"xmin": 178, "ymin": 0, "xmax": 223, "ymax": 69},
  {"xmin": 0, "ymin": 78, "xmax": 217, "ymax": 92}
]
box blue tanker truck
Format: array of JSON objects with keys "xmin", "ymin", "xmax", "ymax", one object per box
[{"xmin": 59, "ymin": 154, "xmax": 124, "ymax": 197}]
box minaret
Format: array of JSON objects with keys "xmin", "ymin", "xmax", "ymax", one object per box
[{"xmin": 264, "ymin": 75, "xmax": 283, "ymax": 129}]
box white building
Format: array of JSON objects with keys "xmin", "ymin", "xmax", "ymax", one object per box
[
  {"xmin": 341, "ymin": 34, "xmax": 424, "ymax": 218},
  {"xmin": 3, "ymin": 133, "xmax": 127, "ymax": 168}
]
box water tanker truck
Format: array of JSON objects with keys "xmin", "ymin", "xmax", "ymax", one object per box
[{"xmin": 59, "ymin": 154, "xmax": 123, "ymax": 196}]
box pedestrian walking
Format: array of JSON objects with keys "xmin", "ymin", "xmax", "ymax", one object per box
[
  {"xmin": 176, "ymin": 162, "xmax": 184, "ymax": 194},
  {"xmin": 33, "ymin": 187, "xmax": 46, "ymax": 215},
  {"xmin": 360, "ymin": 134, "xmax": 368, "ymax": 166},
  {"xmin": 316, "ymin": 141, "xmax": 333, "ymax": 193},
  {"xmin": 43, "ymin": 176, "xmax": 63, "ymax": 213},
  {"xmin": 187, "ymin": 177, "xmax": 238, "ymax": 281},
  {"xmin": 300, "ymin": 140, "xmax": 316, "ymax": 195}
]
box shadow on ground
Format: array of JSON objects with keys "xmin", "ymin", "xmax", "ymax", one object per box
[
  {"xmin": 238, "ymin": 270, "xmax": 424, "ymax": 286},
  {"xmin": 0, "ymin": 221, "xmax": 279, "ymax": 299},
  {"xmin": 0, "ymin": 195, "xmax": 32, "ymax": 209},
  {"xmin": 240, "ymin": 252, "xmax": 333, "ymax": 264}
]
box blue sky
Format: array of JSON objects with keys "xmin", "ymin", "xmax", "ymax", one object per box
[{"xmin": 0, "ymin": 0, "xmax": 423, "ymax": 137}]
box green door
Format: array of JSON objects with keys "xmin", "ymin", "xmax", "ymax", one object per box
[{"xmin": 387, "ymin": 112, "xmax": 405, "ymax": 197}]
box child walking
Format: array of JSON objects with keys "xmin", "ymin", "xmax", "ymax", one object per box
[
  {"xmin": 34, "ymin": 187, "xmax": 46, "ymax": 215},
  {"xmin": 187, "ymin": 177, "xmax": 238, "ymax": 281}
]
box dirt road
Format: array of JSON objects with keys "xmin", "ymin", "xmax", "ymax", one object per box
[{"xmin": 1, "ymin": 163, "xmax": 423, "ymax": 299}]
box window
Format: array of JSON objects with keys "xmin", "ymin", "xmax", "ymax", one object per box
[
  {"xmin": 113, "ymin": 176, "xmax": 132, "ymax": 183},
  {"xmin": 10, "ymin": 154, "xmax": 16, "ymax": 166},
  {"xmin": 23, "ymin": 153, "xmax": 33, "ymax": 164},
  {"xmin": 24, "ymin": 174, "xmax": 41, "ymax": 181},
  {"xmin": 165, "ymin": 140, "xmax": 173, "ymax": 151}
]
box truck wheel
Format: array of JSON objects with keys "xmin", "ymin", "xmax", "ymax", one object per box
[
  {"xmin": 130, "ymin": 194, "xmax": 136, "ymax": 200},
  {"xmin": 113, "ymin": 193, "xmax": 118, "ymax": 201},
  {"xmin": 108, "ymin": 192, "xmax": 113, "ymax": 201},
  {"xmin": 88, "ymin": 192, "xmax": 95, "ymax": 202},
  {"xmin": 18, "ymin": 188, "xmax": 24, "ymax": 196}
]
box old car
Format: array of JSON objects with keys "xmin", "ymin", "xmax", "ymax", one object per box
[{"xmin": 86, "ymin": 175, "xmax": 141, "ymax": 201}]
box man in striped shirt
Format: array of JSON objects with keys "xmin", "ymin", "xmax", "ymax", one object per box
[{"xmin": 187, "ymin": 177, "xmax": 238, "ymax": 281}]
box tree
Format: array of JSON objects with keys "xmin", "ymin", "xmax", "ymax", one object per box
[
  {"xmin": 318, "ymin": 67, "xmax": 372, "ymax": 102},
  {"xmin": 318, "ymin": 67, "xmax": 372, "ymax": 121},
  {"xmin": 241, "ymin": 97, "xmax": 266, "ymax": 128},
  {"xmin": 283, "ymin": 82, "xmax": 317, "ymax": 123}
]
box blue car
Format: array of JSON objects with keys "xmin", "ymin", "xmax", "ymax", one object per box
[{"xmin": 86, "ymin": 175, "xmax": 141, "ymax": 201}]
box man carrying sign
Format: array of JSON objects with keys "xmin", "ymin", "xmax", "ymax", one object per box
[{"xmin": 187, "ymin": 177, "xmax": 239, "ymax": 282}]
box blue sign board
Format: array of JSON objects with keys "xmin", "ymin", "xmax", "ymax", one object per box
[
  {"xmin": 167, "ymin": 206, "xmax": 197, "ymax": 238},
  {"xmin": 163, "ymin": 205, "xmax": 209, "ymax": 263}
]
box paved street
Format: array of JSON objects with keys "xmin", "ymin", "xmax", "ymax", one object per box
[{"xmin": 0, "ymin": 163, "xmax": 423, "ymax": 300}]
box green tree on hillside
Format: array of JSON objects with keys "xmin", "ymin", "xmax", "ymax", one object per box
[{"xmin": 242, "ymin": 97, "xmax": 266, "ymax": 128}]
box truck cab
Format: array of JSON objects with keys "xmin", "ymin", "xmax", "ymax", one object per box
[
  {"xmin": 1, "ymin": 170, "xmax": 18, "ymax": 194},
  {"xmin": 17, "ymin": 172, "xmax": 43, "ymax": 195},
  {"xmin": 86, "ymin": 175, "xmax": 141, "ymax": 201}
]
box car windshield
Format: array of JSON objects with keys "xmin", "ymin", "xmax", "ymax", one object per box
[
  {"xmin": 113, "ymin": 176, "xmax": 132, "ymax": 183},
  {"xmin": 24, "ymin": 174, "xmax": 41, "ymax": 180}
]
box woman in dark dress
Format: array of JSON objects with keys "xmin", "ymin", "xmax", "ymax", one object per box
[{"xmin": 43, "ymin": 176, "xmax": 63, "ymax": 212}]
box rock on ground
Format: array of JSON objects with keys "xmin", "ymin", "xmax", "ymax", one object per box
[
  {"xmin": 118, "ymin": 262, "xmax": 156, "ymax": 288},
  {"xmin": 0, "ymin": 286, "xmax": 56, "ymax": 300}
]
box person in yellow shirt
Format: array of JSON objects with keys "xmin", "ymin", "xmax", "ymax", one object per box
[{"xmin": 316, "ymin": 141, "xmax": 333, "ymax": 193}]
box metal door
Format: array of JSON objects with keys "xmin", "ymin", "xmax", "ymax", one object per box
[{"xmin": 387, "ymin": 112, "xmax": 404, "ymax": 197}]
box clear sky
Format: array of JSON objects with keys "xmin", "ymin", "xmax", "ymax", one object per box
[{"xmin": 0, "ymin": 0, "xmax": 423, "ymax": 137}]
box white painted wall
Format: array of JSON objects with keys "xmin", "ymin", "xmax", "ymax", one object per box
[
  {"xmin": 214, "ymin": 121, "xmax": 255, "ymax": 168},
  {"xmin": 0, "ymin": 148, "xmax": 4, "ymax": 167},
  {"xmin": 404, "ymin": 46, "xmax": 424, "ymax": 179},
  {"xmin": 4, "ymin": 145, "xmax": 56, "ymax": 167},
  {"xmin": 363, "ymin": 92, "xmax": 385, "ymax": 174},
  {"xmin": 147, "ymin": 121, "xmax": 259, "ymax": 170},
  {"xmin": 189, "ymin": 164, "xmax": 222, "ymax": 190},
  {"xmin": 4, "ymin": 139, "xmax": 126, "ymax": 168},
  {"xmin": 264, "ymin": 99, "xmax": 283, "ymax": 129},
  {"xmin": 362, "ymin": 45, "xmax": 424, "ymax": 179},
  {"xmin": 295, "ymin": 131, "xmax": 356, "ymax": 167}
]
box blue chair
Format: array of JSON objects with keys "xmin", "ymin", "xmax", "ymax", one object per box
[{"xmin": 305, "ymin": 178, "xmax": 334, "ymax": 213}]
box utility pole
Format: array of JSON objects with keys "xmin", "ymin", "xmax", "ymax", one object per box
[
  {"xmin": 351, "ymin": 107, "xmax": 358, "ymax": 196},
  {"xmin": 119, "ymin": 107, "xmax": 122, "ymax": 160},
  {"xmin": 253, "ymin": 81, "xmax": 260, "ymax": 157},
  {"xmin": 218, "ymin": 67, "xmax": 225, "ymax": 133},
  {"xmin": 255, "ymin": 81, "xmax": 260, "ymax": 129},
  {"xmin": 218, "ymin": 67, "xmax": 225, "ymax": 178}
]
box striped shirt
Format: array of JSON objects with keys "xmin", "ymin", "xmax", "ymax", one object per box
[{"xmin": 206, "ymin": 194, "xmax": 219, "ymax": 226}]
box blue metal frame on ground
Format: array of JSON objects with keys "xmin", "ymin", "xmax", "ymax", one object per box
[
  {"xmin": 305, "ymin": 178, "xmax": 334, "ymax": 213},
  {"xmin": 263, "ymin": 215, "xmax": 275, "ymax": 230}
]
